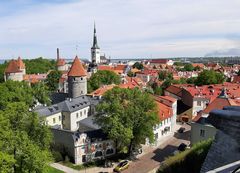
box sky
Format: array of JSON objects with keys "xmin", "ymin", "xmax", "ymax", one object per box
[{"xmin": 1, "ymin": 0, "xmax": 240, "ymax": 60}]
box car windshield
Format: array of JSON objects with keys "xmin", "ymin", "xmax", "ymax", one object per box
[{"xmin": 118, "ymin": 161, "xmax": 127, "ymax": 167}]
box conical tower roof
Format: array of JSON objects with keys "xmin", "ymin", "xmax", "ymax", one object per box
[{"xmin": 68, "ymin": 56, "xmax": 87, "ymax": 76}]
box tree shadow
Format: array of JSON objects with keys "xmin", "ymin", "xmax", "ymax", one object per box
[{"xmin": 151, "ymin": 145, "xmax": 178, "ymax": 163}]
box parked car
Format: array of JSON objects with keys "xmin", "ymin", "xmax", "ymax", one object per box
[
  {"xmin": 113, "ymin": 160, "xmax": 129, "ymax": 172},
  {"xmin": 178, "ymin": 127, "xmax": 185, "ymax": 133},
  {"xmin": 178, "ymin": 143, "xmax": 187, "ymax": 151}
]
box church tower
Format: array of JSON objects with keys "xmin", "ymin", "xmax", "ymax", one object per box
[
  {"xmin": 91, "ymin": 23, "xmax": 100, "ymax": 64},
  {"xmin": 68, "ymin": 56, "xmax": 87, "ymax": 98}
]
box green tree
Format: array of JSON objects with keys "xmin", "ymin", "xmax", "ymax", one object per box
[
  {"xmin": 195, "ymin": 70, "xmax": 225, "ymax": 86},
  {"xmin": 95, "ymin": 87, "xmax": 159, "ymax": 154},
  {"xmin": 24, "ymin": 57, "xmax": 56, "ymax": 74},
  {"xmin": 151, "ymin": 82, "xmax": 163, "ymax": 95},
  {"xmin": 161, "ymin": 78, "xmax": 172, "ymax": 89},
  {"xmin": 183, "ymin": 64, "xmax": 194, "ymax": 71},
  {"xmin": 132, "ymin": 62, "xmax": 144, "ymax": 70},
  {"xmin": 32, "ymin": 82, "xmax": 51, "ymax": 105},
  {"xmin": 0, "ymin": 102, "xmax": 52, "ymax": 173},
  {"xmin": 45, "ymin": 70, "xmax": 61, "ymax": 91},
  {"xmin": 174, "ymin": 62, "xmax": 183, "ymax": 66},
  {"xmin": 237, "ymin": 70, "xmax": 240, "ymax": 76},
  {"xmin": 194, "ymin": 66, "xmax": 201, "ymax": 71},
  {"xmin": 88, "ymin": 70, "xmax": 121, "ymax": 93},
  {"xmin": 0, "ymin": 61, "xmax": 8, "ymax": 83},
  {"xmin": 158, "ymin": 71, "xmax": 173, "ymax": 81},
  {"xmin": 127, "ymin": 71, "xmax": 134, "ymax": 77},
  {"xmin": 186, "ymin": 77, "xmax": 196, "ymax": 84}
]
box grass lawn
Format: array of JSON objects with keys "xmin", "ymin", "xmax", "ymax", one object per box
[
  {"xmin": 59, "ymin": 160, "xmax": 104, "ymax": 170},
  {"xmin": 44, "ymin": 166, "xmax": 64, "ymax": 173}
]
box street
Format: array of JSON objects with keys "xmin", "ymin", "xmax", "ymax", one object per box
[{"xmin": 122, "ymin": 123, "xmax": 190, "ymax": 173}]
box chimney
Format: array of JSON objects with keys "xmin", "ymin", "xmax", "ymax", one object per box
[{"xmin": 57, "ymin": 48, "xmax": 60, "ymax": 60}]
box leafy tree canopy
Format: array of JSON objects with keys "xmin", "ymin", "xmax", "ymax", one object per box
[
  {"xmin": 24, "ymin": 57, "xmax": 56, "ymax": 74},
  {"xmin": 158, "ymin": 71, "xmax": 173, "ymax": 81},
  {"xmin": 45, "ymin": 70, "xmax": 62, "ymax": 91},
  {"xmin": 132, "ymin": 62, "xmax": 144, "ymax": 70},
  {"xmin": 195, "ymin": 70, "xmax": 225, "ymax": 86},
  {"xmin": 88, "ymin": 70, "xmax": 121, "ymax": 93},
  {"xmin": 95, "ymin": 87, "xmax": 159, "ymax": 154},
  {"xmin": 183, "ymin": 64, "xmax": 194, "ymax": 71},
  {"xmin": 0, "ymin": 80, "xmax": 52, "ymax": 173}
]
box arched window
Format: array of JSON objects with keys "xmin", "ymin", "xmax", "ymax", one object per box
[
  {"xmin": 95, "ymin": 151, "xmax": 103, "ymax": 157},
  {"xmin": 106, "ymin": 148, "xmax": 114, "ymax": 155}
]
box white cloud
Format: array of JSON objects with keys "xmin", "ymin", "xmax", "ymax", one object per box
[{"xmin": 0, "ymin": 0, "xmax": 240, "ymax": 59}]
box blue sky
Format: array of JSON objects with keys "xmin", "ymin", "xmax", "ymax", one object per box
[{"xmin": 1, "ymin": 0, "xmax": 240, "ymax": 59}]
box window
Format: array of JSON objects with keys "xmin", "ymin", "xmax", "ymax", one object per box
[
  {"xmin": 95, "ymin": 151, "xmax": 103, "ymax": 157},
  {"xmin": 84, "ymin": 110, "xmax": 86, "ymax": 115},
  {"xmin": 197, "ymin": 101, "xmax": 201, "ymax": 106},
  {"xmin": 200, "ymin": 129, "xmax": 205, "ymax": 137},
  {"xmin": 76, "ymin": 113, "xmax": 79, "ymax": 118},
  {"xmin": 82, "ymin": 155, "xmax": 86, "ymax": 163},
  {"xmin": 81, "ymin": 77, "xmax": 83, "ymax": 80},
  {"xmin": 106, "ymin": 148, "xmax": 114, "ymax": 155},
  {"xmin": 59, "ymin": 116, "xmax": 61, "ymax": 121},
  {"xmin": 80, "ymin": 111, "xmax": 82, "ymax": 117},
  {"xmin": 53, "ymin": 118, "xmax": 56, "ymax": 124}
]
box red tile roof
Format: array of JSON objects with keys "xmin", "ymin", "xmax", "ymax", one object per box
[
  {"xmin": 68, "ymin": 56, "xmax": 87, "ymax": 77},
  {"xmin": 202, "ymin": 97, "xmax": 240, "ymax": 114},
  {"xmin": 165, "ymin": 85, "xmax": 183, "ymax": 97},
  {"xmin": 5, "ymin": 57, "xmax": 25, "ymax": 73},
  {"xmin": 57, "ymin": 59, "xmax": 66, "ymax": 66},
  {"xmin": 155, "ymin": 98, "xmax": 173, "ymax": 121}
]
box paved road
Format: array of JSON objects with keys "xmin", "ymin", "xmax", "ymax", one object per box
[{"xmin": 122, "ymin": 124, "xmax": 191, "ymax": 173}]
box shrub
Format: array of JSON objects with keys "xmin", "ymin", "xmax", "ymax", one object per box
[{"xmin": 157, "ymin": 139, "xmax": 212, "ymax": 173}]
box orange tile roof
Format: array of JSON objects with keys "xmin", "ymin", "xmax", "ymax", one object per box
[
  {"xmin": 202, "ymin": 97, "xmax": 240, "ymax": 114},
  {"xmin": 98, "ymin": 65, "xmax": 114, "ymax": 71},
  {"xmin": 192, "ymin": 63, "xmax": 205, "ymax": 68},
  {"xmin": 155, "ymin": 99, "xmax": 173, "ymax": 121},
  {"xmin": 5, "ymin": 57, "xmax": 25, "ymax": 73},
  {"xmin": 68, "ymin": 56, "xmax": 87, "ymax": 77},
  {"xmin": 17, "ymin": 57, "xmax": 25, "ymax": 68},
  {"xmin": 89, "ymin": 84, "xmax": 116, "ymax": 96},
  {"xmin": 57, "ymin": 59, "xmax": 66, "ymax": 66}
]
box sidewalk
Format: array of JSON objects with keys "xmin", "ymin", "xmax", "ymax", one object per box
[{"xmin": 51, "ymin": 163, "xmax": 114, "ymax": 173}]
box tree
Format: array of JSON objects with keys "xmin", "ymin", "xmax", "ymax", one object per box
[
  {"xmin": 0, "ymin": 61, "xmax": 8, "ymax": 83},
  {"xmin": 195, "ymin": 70, "xmax": 225, "ymax": 86},
  {"xmin": 158, "ymin": 71, "xmax": 173, "ymax": 81},
  {"xmin": 194, "ymin": 66, "xmax": 201, "ymax": 71},
  {"xmin": 45, "ymin": 70, "xmax": 61, "ymax": 91},
  {"xmin": 183, "ymin": 64, "xmax": 194, "ymax": 71},
  {"xmin": 0, "ymin": 102, "xmax": 52, "ymax": 173},
  {"xmin": 32, "ymin": 82, "xmax": 51, "ymax": 105},
  {"xmin": 174, "ymin": 62, "xmax": 183, "ymax": 66},
  {"xmin": 132, "ymin": 62, "xmax": 144, "ymax": 70},
  {"xmin": 151, "ymin": 82, "xmax": 163, "ymax": 95},
  {"xmin": 186, "ymin": 77, "xmax": 196, "ymax": 84},
  {"xmin": 127, "ymin": 71, "xmax": 134, "ymax": 77},
  {"xmin": 24, "ymin": 57, "xmax": 56, "ymax": 74},
  {"xmin": 88, "ymin": 70, "xmax": 121, "ymax": 93},
  {"xmin": 95, "ymin": 87, "xmax": 159, "ymax": 154},
  {"xmin": 161, "ymin": 78, "xmax": 172, "ymax": 89}
]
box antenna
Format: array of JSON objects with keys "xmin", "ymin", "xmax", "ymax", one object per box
[{"xmin": 76, "ymin": 44, "xmax": 78, "ymax": 55}]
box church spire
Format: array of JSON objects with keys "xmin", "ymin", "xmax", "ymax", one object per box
[{"xmin": 92, "ymin": 22, "xmax": 99, "ymax": 49}]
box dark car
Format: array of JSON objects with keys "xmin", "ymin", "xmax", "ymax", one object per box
[
  {"xmin": 178, "ymin": 127, "xmax": 185, "ymax": 133},
  {"xmin": 178, "ymin": 143, "xmax": 187, "ymax": 151}
]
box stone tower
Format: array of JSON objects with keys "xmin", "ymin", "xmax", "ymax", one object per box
[
  {"xmin": 91, "ymin": 23, "xmax": 100, "ymax": 64},
  {"xmin": 68, "ymin": 56, "xmax": 87, "ymax": 98}
]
